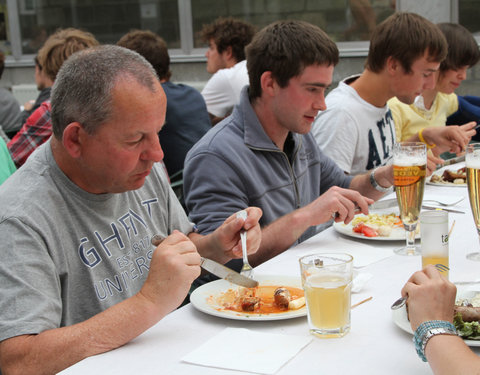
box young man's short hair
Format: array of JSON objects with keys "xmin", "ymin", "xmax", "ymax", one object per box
[
  {"xmin": 246, "ymin": 20, "xmax": 339, "ymax": 100},
  {"xmin": 437, "ymin": 23, "xmax": 480, "ymax": 73},
  {"xmin": 201, "ymin": 17, "xmax": 256, "ymax": 62},
  {"xmin": 366, "ymin": 12, "xmax": 447, "ymax": 74},
  {"xmin": 37, "ymin": 28, "xmax": 99, "ymax": 82},
  {"xmin": 117, "ymin": 30, "xmax": 171, "ymax": 81}
]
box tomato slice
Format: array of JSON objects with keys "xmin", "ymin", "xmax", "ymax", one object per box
[
  {"xmin": 361, "ymin": 225, "xmax": 378, "ymax": 237},
  {"xmin": 353, "ymin": 223, "xmax": 364, "ymax": 233}
]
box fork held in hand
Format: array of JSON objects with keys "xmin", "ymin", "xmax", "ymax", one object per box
[
  {"xmin": 236, "ymin": 210, "xmax": 254, "ymax": 278},
  {"xmin": 390, "ymin": 264, "xmax": 450, "ymax": 310}
]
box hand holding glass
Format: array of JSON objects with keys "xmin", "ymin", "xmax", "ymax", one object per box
[{"xmin": 393, "ymin": 142, "xmax": 427, "ymax": 256}]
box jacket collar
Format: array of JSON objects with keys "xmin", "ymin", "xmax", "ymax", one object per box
[{"xmin": 236, "ymin": 86, "xmax": 302, "ymax": 152}]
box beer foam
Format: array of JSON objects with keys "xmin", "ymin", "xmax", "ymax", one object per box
[
  {"xmin": 466, "ymin": 155, "xmax": 480, "ymax": 168},
  {"xmin": 393, "ymin": 155, "xmax": 426, "ymax": 166}
]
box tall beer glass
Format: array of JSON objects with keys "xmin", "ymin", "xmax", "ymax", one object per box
[
  {"xmin": 466, "ymin": 143, "xmax": 480, "ymax": 261},
  {"xmin": 393, "ymin": 142, "xmax": 427, "ymax": 256}
]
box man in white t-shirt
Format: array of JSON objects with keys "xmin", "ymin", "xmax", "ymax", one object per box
[
  {"xmin": 312, "ymin": 13, "xmax": 473, "ymax": 176},
  {"xmin": 201, "ymin": 17, "xmax": 256, "ymax": 124}
]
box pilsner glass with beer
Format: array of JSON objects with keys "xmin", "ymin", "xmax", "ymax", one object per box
[
  {"xmin": 299, "ymin": 253, "xmax": 353, "ymax": 338},
  {"xmin": 466, "ymin": 143, "xmax": 480, "ymax": 261},
  {"xmin": 393, "ymin": 142, "xmax": 427, "ymax": 256}
]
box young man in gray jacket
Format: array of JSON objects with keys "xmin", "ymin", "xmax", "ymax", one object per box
[{"xmin": 184, "ymin": 20, "xmax": 394, "ymax": 271}]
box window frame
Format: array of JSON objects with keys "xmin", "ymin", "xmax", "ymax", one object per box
[{"xmin": 4, "ymin": 0, "xmax": 478, "ymax": 66}]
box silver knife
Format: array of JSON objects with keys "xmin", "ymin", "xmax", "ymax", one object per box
[
  {"xmin": 422, "ymin": 205, "xmax": 465, "ymax": 214},
  {"xmin": 150, "ymin": 235, "xmax": 258, "ymax": 288},
  {"xmin": 437, "ymin": 155, "xmax": 465, "ymax": 169},
  {"xmin": 200, "ymin": 257, "xmax": 258, "ymax": 288},
  {"xmin": 370, "ymin": 198, "xmax": 398, "ymax": 210},
  {"xmin": 453, "ymin": 281, "xmax": 480, "ymax": 285}
]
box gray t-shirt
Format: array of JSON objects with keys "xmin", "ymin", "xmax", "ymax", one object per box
[{"xmin": 0, "ymin": 140, "xmax": 192, "ymax": 342}]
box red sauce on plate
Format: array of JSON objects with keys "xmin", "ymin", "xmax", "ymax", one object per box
[{"xmin": 212, "ymin": 285, "xmax": 304, "ymax": 314}]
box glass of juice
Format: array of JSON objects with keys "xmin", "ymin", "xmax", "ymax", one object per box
[
  {"xmin": 420, "ymin": 210, "xmax": 449, "ymax": 279},
  {"xmin": 299, "ymin": 253, "xmax": 353, "ymax": 338}
]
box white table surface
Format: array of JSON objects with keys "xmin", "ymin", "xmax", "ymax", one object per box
[{"xmin": 60, "ymin": 175, "xmax": 480, "ymax": 375}]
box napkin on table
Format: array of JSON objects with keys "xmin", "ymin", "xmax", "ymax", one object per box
[{"xmin": 182, "ymin": 327, "xmax": 312, "ymax": 375}]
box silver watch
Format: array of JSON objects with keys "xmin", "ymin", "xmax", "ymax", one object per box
[
  {"xmin": 369, "ymin": 168, "xmax": 391, "ymax": 193},
  {"xmin": 421, "ymin": 327, "xmax": 457, "ymax": 355}
]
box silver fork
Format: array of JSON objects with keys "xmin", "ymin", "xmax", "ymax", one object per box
[
  {"xmin": 236, "ymin": 210, "xmax": 254, "ymax": 278},
  {"xmin": 423, "ymin": 197, "xmax": 464, "ymax": 206},
  {"xmin": 391, "ymin": 264, "xmax": 450, "ymax": 310}
]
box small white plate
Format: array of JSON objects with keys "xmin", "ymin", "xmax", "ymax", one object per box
[{"xmin": 190, "ymin": 275, "xmax": 307, "ymax": 321}]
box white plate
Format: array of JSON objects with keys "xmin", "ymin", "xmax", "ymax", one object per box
[
  {"xmin": 427, "ymin": 164, "xmax": 466, "ymax": 187},
  {"xmin": 333, "ymin": 210, "xmax": 420, "ymax": 241},
  {"xmin": 392, "ymin": 285, "xmax": 480, "ymax": 347},
  {"xmin": 190, "ymin": 275, "xmax": 307, "ymax": 321}
]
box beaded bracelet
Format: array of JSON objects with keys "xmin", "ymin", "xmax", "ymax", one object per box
[
  {"xmin": 418, "ymin": 128, "xmax": 436, "ymax": 149},
  {"xmin": 413, "ymin": 320, "xmax": 457, "ymax": 362}
]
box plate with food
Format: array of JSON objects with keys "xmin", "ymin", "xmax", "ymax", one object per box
[
  {"xmin": 190, "ymin": 275, "xmax": 307, "ymax": 321},
  {"xmin": 428, "ymin": 166, "xmax": 466, "ymax": 187},
  {"xmin": 333, "ymin": 211, "xmax": 419, "ymax": 241},
  {"xmin": 392, "ymin": 285, "xmax": 480, "ymax": 346}
]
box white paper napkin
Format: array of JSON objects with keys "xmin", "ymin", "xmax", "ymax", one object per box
[
  {"xmin": 352, "ymin": 272, "xmax": 373, "ymax": 293},
  {"xmin": 182, "ymin": 327, "xmax": 312, "ymax": 375}
]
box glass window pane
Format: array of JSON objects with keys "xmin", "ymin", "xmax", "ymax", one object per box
[
  {"xmin": 191, "ymin": 0, "xmax": 396, "ymax": 47},
  {"xmin": 18, "ymin": 0, "xmax": 180, "ymax": 55},
  {"xmin": 0, "ymin": 0, "xmax": 11, "ymax": 56},
  {"xmin": 458, "ymin": 0, "xmax": 480, "ymax": 37}
]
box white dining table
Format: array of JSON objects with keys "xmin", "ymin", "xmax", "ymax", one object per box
[{"xmin": 60, "ymin": 169, "xmax": 480, "ymax": 375}]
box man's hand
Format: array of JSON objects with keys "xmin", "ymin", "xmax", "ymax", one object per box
[
  {"xmin": 140, "ymin": 230, "xmax": 201, "ymax": 314},
  {"xmin": 427, "ymin": 153, "xmax": 444, "ymax": 176},
  {"xmin": 213, "ymin": 207, "xmax": 262, "ymax": 259},
  {"xmin": 424, "ymin": 122, "xmax": 476, "ymax": 156},
  {"xmin": 189, "ymin": 207, "xmax": 262, "ymax": 264},
  {"xmin": 401, "ymin": 265, "xmax": 456, "ymax": 331},
  {"xmin": 23, "ymin": 99, "xmax": 35, "ymax": 112},
  {"xmin": 304, "ymin": 186, "xmax": 374, "ymax": 225}
]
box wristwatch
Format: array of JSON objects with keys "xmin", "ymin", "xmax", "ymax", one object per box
[
  {"xmin": 421, "ymin": 327, "xmax": 457, "ymax": 358},
  {"xmin": 369, "ymin": 168, "xmax": 391, "ymax": 193}
]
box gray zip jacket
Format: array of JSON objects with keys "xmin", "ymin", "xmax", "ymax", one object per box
[{"xmin": 184, "ymin": 87, "xmax": 352, "ymax": 249}]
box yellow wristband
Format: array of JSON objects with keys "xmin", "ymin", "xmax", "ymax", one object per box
[{"xmin": 418, "ymin": 128, "xmax": 436, "ymax": 149}]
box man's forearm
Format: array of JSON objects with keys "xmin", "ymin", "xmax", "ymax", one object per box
[{"xmin": 0, "ymin": 292, "xmax": 168, "ymax": 375}]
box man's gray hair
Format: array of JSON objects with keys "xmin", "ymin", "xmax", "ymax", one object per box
[{"xmin": 51, "ymin": 44, "xmax": 158, "ymax": 138}]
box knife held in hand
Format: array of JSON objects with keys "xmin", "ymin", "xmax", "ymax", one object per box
[{"xmin": 151, "ymin": 234, "xmax": 258, "ymax": 288}]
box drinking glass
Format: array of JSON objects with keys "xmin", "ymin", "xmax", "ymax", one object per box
[
  {"xmin": 420, "ymin": 210, "xmax": 449, "ymax": 278},
  {"xmin": 299, "ymin": 253, "xmax": 353, "ymax": 338},
  {"xmin": 393, "ymin": 142, "xmax": 427, "ymax": 256},
  {"xmin": 466, "ymin": 143, "xmax": 480, "ymax": 261}
]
